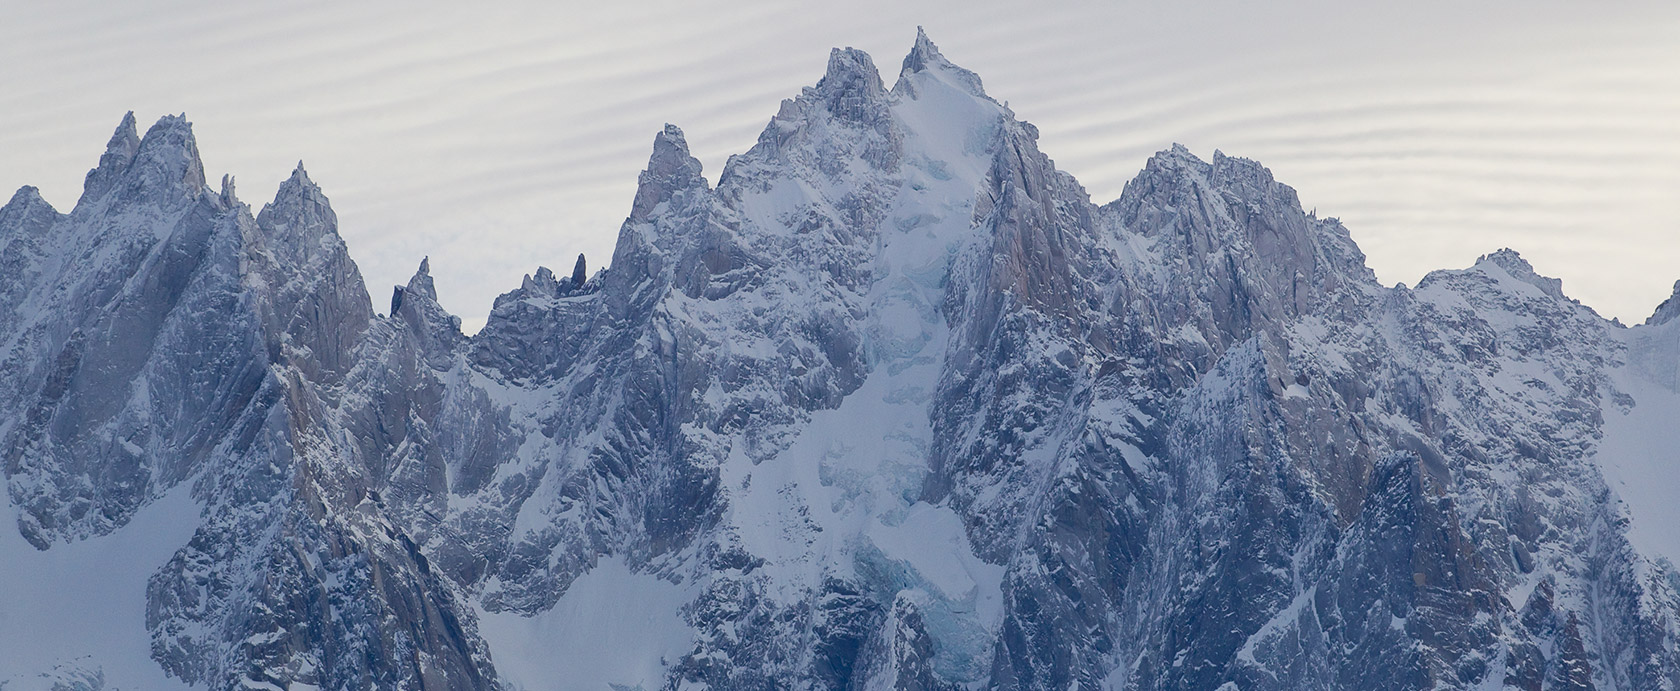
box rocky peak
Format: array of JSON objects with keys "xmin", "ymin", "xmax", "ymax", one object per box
[
  {"xmin": 1, "ymin": 185, "xmax": 59, "ymax": 235},
  {"xmin": 1209, "ymin": 150, "xmax": 1300, "ymax": 208},
  {"xmin": 1118, "ymin": 144, "xmax": 1208, "ymax": 204},
  {"xmin": 4, "ymin": 184, "xmax": 44, "ymax": 208},
  {"xmin": 1476, "ymin": 248, "xmax": 1566, "ymax": 301},
  {"xmin": 1644, "ymin": 280, "xmax": 1680, "ymax": 327},
  {"xmin": 75, "ymin": 113, "xmax": 208, "ymax": 211},
  {"xmin": 257, "ymin": 162, "xmax": 338, "ymax": 247},
  {"xmin": 629, "ymin": 125, "xmax": 707, "ymax": 223},
  {"xmin": 816, "ymin": 47, "xmax": 889, "ymax": 126},
  {"xmin": 392, "ymin": 256, "xmax": 465, "ymax": 366},
  {"xmin": 218, "ymin": 174, "xmax": 238, "ymax": 208},
  {"xmin": 505, "ymin": 258, "xmax": 597, "ymax": 304},
  {"xmin": 1105, "ymin": 142, "xmax": 1378, "ymax": 355},
  {"xmin": 1118, "ymin": 144, "xmax": 1265, "ymax": 240},
  {"xmin": 397, "ymin": 256, "xmax": 437, "ymax": 308},
  {"xmin": 1122, "ymin": 144, "xmax": 1352, "ymax": 264},
  {"xmin": 77, "ymin": 112, "xmax": 141, "ymax": 206},
  {"xmin": 0, "ymin": 186, "xmax": 61, "ymax": 332},
  {"xmin": 521, "ymin": 266, "xmax": 560, "ymax": 298},
  {"xmin": 249, "ymin": 160, "xmax": 372, "ymax": 381},
  {"xmin": 894, "ymin": 27, "xmax": 986, "ymax": 98},
  {"xmin": 720, "ymin": 43, "xmax": 908, "ymax": 187},
  {"xmin": 129, "ymin": 114, "xmax": 208, "ymax": 201},
  {"xmin": 274, "ymin": 161, "xmax": 320, "ymax": 204},
  {"xmin": 570, "ymin": 253, "xmax": 588, "ymax": 288},
  {"xmin": 900, "ymin": 27, "xmax": 943, "ymax": 74},
  {"xmin": 1135, "ymin": 143, "xmax": 1294, "ymax": 193}
]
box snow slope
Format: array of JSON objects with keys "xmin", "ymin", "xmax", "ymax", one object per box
[
  {"xmin": 477, "ymin": 559, "xmax": 694, "ymax": 691},
  {"xmin": 1599, "ymin": 326, "xmax": 1680, "ymax": 569},
  {"xmin": 0, "ymin": 485, "xmax": 198, "ymax": 690}
]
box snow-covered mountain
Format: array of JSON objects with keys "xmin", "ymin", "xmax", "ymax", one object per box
[{"xmin": 3, "ymin": 30, "xmax": 1678, "ymax": 690}]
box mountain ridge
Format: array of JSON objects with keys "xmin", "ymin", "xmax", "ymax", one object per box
[{"xmin": 2, "ymin": 29, "xmax": 1678, "ymax": 691}]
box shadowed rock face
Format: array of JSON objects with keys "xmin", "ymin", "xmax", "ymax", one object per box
[{"xmin": 4, "ymin": 31, "xmax": 1679, "ymax": 691}]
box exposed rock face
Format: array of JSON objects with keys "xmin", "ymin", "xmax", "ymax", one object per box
[
  {"xmin": 1, "ymin": 117, "xmax": 494, "ymax": 690},
  {"xmin": 570, "ymin": 253, "xmax": 587, "ymax": 289},
  {"xmin": 4, "ymin": 29, "xmax": 1679, "ymax": 691},
  {"xmin": 1647, "ymin": 281, "xmax": 1680, "ymax": 327}
]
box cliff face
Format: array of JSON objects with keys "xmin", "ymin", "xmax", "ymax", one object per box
[{"xmin": 3, "ymin": 30, "xmax": 1677, "ymax": 691}]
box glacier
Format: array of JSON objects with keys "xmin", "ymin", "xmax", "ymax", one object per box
[{"xmin": 2, "ymin": 28, "xmax": 1678, "ymax": 691}]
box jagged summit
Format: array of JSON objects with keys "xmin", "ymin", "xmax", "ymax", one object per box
[
  {"xmin": 218, "ymin": 174, "xmax": 237, "ymax": 206},
  {"xmin": 390, "ymin": 257, "xmax": 436, "ymax": 314},
  {"xmin": 819, "ymin": 46, "xmax": 886, "ymax": 99},
  {"xmin": 133, "ymin": 114, "xmax": 206, "ymax": 194},
  {"xmin": 896, "ymin": 27, "xmax": 986, "ymax": 98},
  {"xmin": 1478, "ymin": 246, "xmax": 1533, "ymax": 272},
  {"xmin": 521, "ymin": 266, "xmax": 558, "ymax": 295},
  {"xmin": 1646, "ymin": 279, "xmax": 1680, "ymax": 326},
  {"xmin": 1134, "ymin": 142, "xmax": 1203, "ymax": 175},
  {"xmin": 78, "ymin": 111, "xmax": 140, "ymax": 204},
  {"xmin": 1124, "ymin": 143, "xmax": 1308, "ymax": 219},
  {"xmin": 102, "ymin": 111, "xmax": 141, "ymax": 161},
  {"xmin": 902, "ymin": 26, "xmax": 942, "ymax": 72},
  {"xmin": 815, "ymin": 46, "xmax": 890, "ymax": 127},
  {"xmin": 108, "ymin": 110, "xmax": 140, "ymax": 148},
  {"xmin": 4, "ymin": 184, "xmax": 46, "ymax": 211},
  {"xmin": 251, "ymin": 152, "xmax": 371, "ymax": 361},
  {"xmin": 258, "ymin": 161, "xmax": 339, "ymax": 242},
  {"xmin": 0, "ymin": 185, "xmax": 59, "ymax": 242},
  {"xmin": 657, "ymin": 122, "xmax": 687, "ymax": 147},
  {"xmin": 407, "ymin": 255, "xmax": 435, "ymax": 299},
  {"xmin": 391, "ymin": 254, "xmax": 465, "ymax": 361},
  {"xmin": 570, "ymin": 253, "xmax": 587, "ymax": 288},
  {"xmin": 1476, "ymin": 247, "xmax": 1568, "ymax": 300},
  {"xmin": 72, "ymin": 112, "xmax": 208, "ymax": 211},
  {"xmin": 628, "ymin": 124, "xmax": 706, "ymax": 222},
  {"xmin": 270, "ymin": 161, "xmax": 323, "ymax": 201}
]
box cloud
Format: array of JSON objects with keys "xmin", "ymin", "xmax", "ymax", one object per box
[{"xmin": 3, "ymin": 0, "xmax": 1677, "ymax": 328}]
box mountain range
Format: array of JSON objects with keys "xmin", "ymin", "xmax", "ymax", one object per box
[{"xmin": 2, "ymin": 29, "xmax": 1678, "ymax": 691}]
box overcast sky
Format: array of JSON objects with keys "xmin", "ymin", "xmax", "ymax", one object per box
[{"xmin": 4, "ymin": 0, "xmax": 1677, "ymax": 331}]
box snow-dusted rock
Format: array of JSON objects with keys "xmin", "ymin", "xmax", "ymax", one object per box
[{"xmin": 2, "ymin": 29, "xmax": 1678, "ymax": 691}]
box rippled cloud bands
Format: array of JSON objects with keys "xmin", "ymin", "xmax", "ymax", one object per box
[{"xmin": 4, "ymin": 0, "xmax": 1677, "ymax": 330}]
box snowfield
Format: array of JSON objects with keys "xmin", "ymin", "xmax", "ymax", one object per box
[{"xmin": 0, "ymin": 484, "xmax": 197, "ymax": 689}]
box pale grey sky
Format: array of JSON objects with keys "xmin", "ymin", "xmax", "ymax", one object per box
[{"xmin": 4, "ymin": 0, "xmax": 1677, "ymax": 331}]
